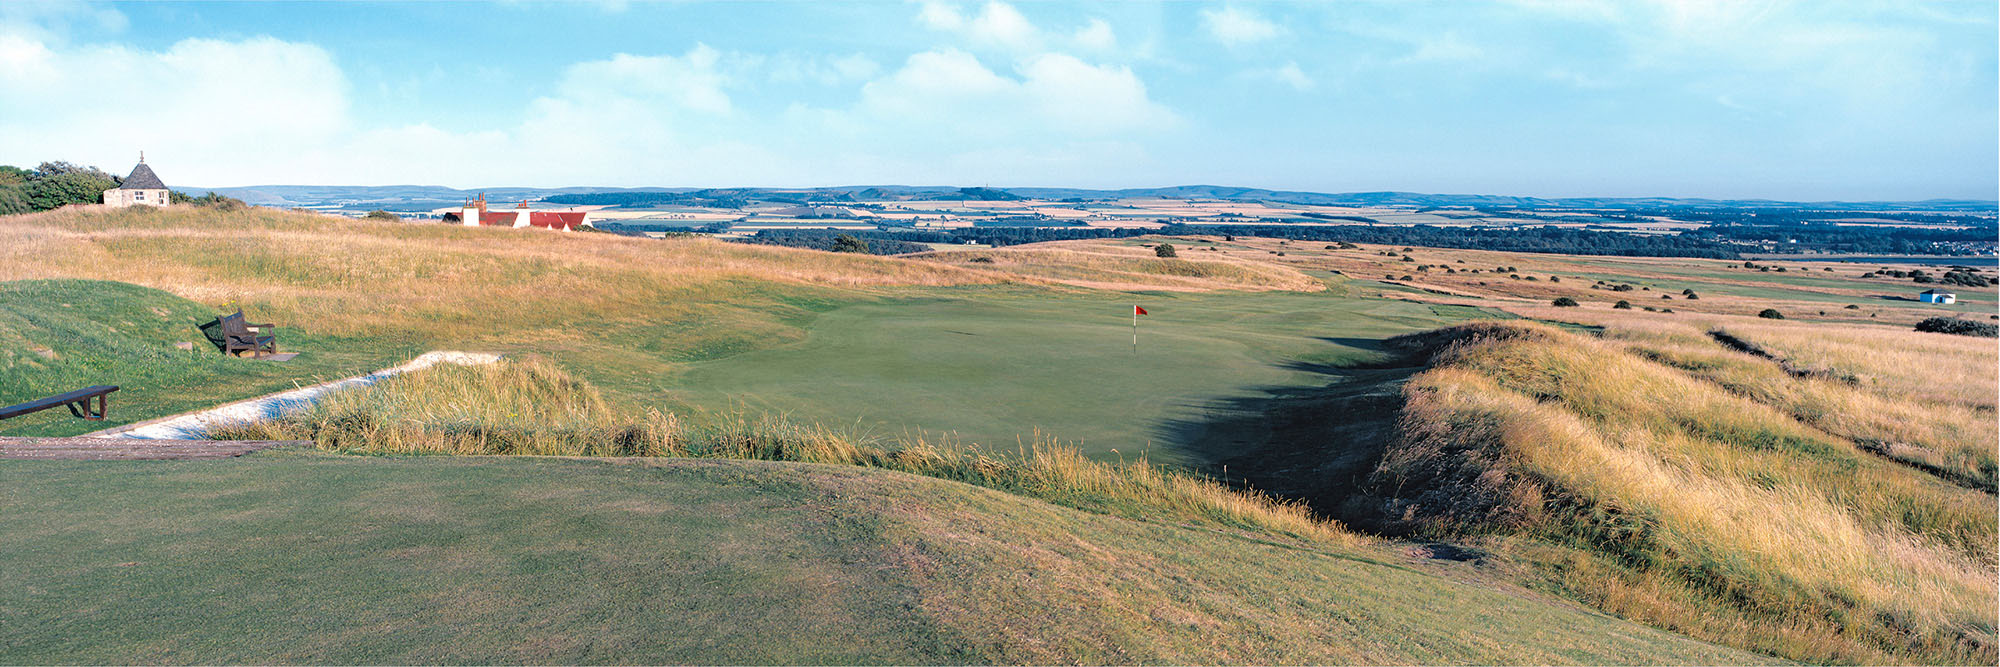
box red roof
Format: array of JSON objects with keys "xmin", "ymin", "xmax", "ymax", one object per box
[
  {"xmin": 475, "ymin": 210, "xmax": 585, "ymax": 230},
  {"xmin": 528, "ymin": 211, "xmax": 586, "ymax": 230}
]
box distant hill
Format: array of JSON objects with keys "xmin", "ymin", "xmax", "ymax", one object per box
[{"xmin": 178, "ymin": 182, "xmax": 1999, "ymax": 212}]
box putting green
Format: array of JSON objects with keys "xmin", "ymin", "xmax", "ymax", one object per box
[{"xmin": 661, "ymin": 288, "xmax": 1499, "ymax": 462}]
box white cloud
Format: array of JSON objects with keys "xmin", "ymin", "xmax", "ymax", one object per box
[
  {"xmin": 556, "ymin": 45, "xmax": 731, "ymax": 114},
  {"xmin": 0, "ymin": 7, "xmax": 1182, "ymax": 188},
  {"xmin": 0, "ymin": 33, "xmax": 351, "ymax": 183},
  {"xmin": 1072, "ymin": 18, "xmax": 1116, "ymax": 51},
  {"xmin": 764, "ymin": 52, "xmax": 880, "ymax": 86},
  {"xmin": 917, "ymin": 1, "xmax": 1040, "ymax": 51},
  {"xmin": 858, "ymin": 49, "xmax": 1177, "ymax": 135},
  {"xmin": 1245, "ymin": 61, "xmax": 1314, "ymax": 91},
  {"xmin": 1201, "ymin": 5, "xmax": 1281, "ymax": 46}
]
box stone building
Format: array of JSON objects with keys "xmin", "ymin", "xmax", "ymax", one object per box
[{"xmin": 102, "ymin": 157, "xmax": 170, "ymax": 208}]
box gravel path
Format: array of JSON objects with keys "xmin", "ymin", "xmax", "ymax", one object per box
[{"xmin": 86, "ymin": 351, "xmax": 502, "ymax": 440}]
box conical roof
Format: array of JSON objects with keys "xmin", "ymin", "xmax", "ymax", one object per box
[{"xmin": 119, "ymin": 162, "xmax": 167, "ymax": 190}]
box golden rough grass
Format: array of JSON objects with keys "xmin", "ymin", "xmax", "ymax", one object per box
[
  {"xmin": 1722, "ymin": 321, "xmax": 1998, "ymax": 412},
  {"xmin": 217, "ymin": 357, "xmax": 1359, "ymax": 547},
  {"xmin": 915, "ymin": 242, "xmax": 1324, "ymax": 292},
  {"xmin": 1397, "ymin": 322, "xmax": 1997, "ymax": 664},
  {"xmin": 1517, "ymin": 307, "xmax": 1998, "ymax": 490},
  {"xmin": 0, "ymin": 207, "xmax": 1007, "ymax": 344}
]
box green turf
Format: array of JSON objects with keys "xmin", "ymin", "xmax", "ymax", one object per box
[
  {"xmin": 0, "ymin": 280, "xmax": 411, "ymax": 437},
  {"xmin": 0, "ymin": 452, "xmax": 1773, "ymax": 665},
  {"xmin": 658, "ymin": 288, "xmax": 1501, "ymax": 462}
]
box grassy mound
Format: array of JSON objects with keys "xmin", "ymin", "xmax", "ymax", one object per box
[
  {"xmin": 0, "ymin": 279, "xmax": 394, "ymax": 436},
  {"xmin": 1354, "ymin": 321, "xmax": 1996, "ymax": 664}
]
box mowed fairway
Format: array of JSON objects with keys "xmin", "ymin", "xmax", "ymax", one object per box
[
  {"xmin": 662, "ymin": 288, "xmax": 1499, "ymax": 462},
  {"xmin": 0, "ymin": 452, "xmax": 1771, "ymax": 665}
]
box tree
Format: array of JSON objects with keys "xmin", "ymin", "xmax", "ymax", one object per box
[
  {"xmin": 830, "ymin": 234, "xmax": 869, "ymax": 253},
  {"xmin": 1552, "ymin": 297, "xmax": 1579, "ymax": 307},
  {"xmin": 365, "ymin": 210, "xmax": 402, "ymax": 222},
  {"xmin": 24, "ymin": 170, "xmax": 116, "ymax": 210},
  {"xmin": 1154, "ymin": 243, "xmax": 1178, "ymax": 258},
  {"xmin": 1757, "ymin": 309, "xmax": 1784, "ymax": 319},
  {"xmin": 175, "ymin": 191, "xmax": 248, "ymax": 211}
]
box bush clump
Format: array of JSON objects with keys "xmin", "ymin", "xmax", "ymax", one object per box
[
  {"xmin": 1552, "ymin": 297, "xmax": 1579, "ymax": 307},
  {"xmin": 1914, "ymin": 317, "xmax": 1998, "ymax": 338},
  {"xmin": 1154, "ymin": 243, "xmax": 1178, "ymax": 258},
  {"xmin": 1757, "ymin": 309, "xmax": 1784, "ymax": 319}
]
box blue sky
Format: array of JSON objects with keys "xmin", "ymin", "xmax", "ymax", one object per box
[{"xmin": 0, "ymin": 1, "xmax": 1993, "ymax": 200}]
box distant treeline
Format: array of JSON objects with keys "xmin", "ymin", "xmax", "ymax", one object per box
[
  {"xmin": 545, "ymin": 191, "xmax": 759, "ymax": 209},
  {"xmin": 1687, "ymin": 222, "xmax": 1998, "ymax": 255},
  {"xmin": 738, "ymin": 230, "xmax": 935, "ymax": 255},
  {"xmin": 545, "ymin": 186, "xmax": 1021, "ymax": 209},
  {"xmin": 930, "ymin": 224, "xmax": 1745, "ymax": 258}
]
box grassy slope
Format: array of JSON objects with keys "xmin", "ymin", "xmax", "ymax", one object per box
[
  {"xmin": 664, "ymin": 289, "xmax": 1493, "ymax": 460},
  {"xmin": 0, "ymin": 453, "xmax": 1769, "ymax": 665},
  {"xmin": 0, "ymin": 279, "xmax": 407, "ymax": 436},
  {"xmin": 1361, "ymin": 322, "xmax": 1996, "ymax": 664}
]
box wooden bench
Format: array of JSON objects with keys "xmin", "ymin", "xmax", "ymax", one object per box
[
  {"xmin": 0, "ymin": 385, "xmax": 119, "ymax": 421},
  {"xmin": 219, "ymin": 309, "xmax": 279, "ymax": 358}
]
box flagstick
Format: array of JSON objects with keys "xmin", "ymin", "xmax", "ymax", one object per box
[{"xmin": 1132, "ymin": 305, "xmax": 1138, "ymax": 352}]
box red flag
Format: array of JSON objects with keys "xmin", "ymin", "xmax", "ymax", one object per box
[{"xmin": 1134, "ymin": 306, "xmax": 1148, "ymax": 315}]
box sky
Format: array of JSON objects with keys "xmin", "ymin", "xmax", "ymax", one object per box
[{"xmin": 0, "ymin": 1, "xmax": 1994, "ymax": 200}]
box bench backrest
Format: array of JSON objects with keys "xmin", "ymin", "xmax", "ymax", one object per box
[{"xmin": 218, "ymin": 310, "xmax": 251, "ymax": 338}]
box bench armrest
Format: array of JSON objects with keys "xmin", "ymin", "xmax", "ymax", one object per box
[{"xmin": 247, "ymin": 323, "xmax": 276, "ymax": 329}]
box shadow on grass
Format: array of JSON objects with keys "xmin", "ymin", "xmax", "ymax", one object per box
[{"xmin": 1152, "ymin": 341, "xmax": 1426, "ymax": 533}]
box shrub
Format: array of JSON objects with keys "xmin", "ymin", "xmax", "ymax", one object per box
[
  {"xmin": 1843, "ymin": 304, "xmax": 1859, "ymax": 309},
  {"xmin": 1154, "ymin": 243, "xmax": 1178, "ymax": 258},
  {"xmin": 1613, "ymin": 300, "xmax": 1632, "ymax": 309},
  {"xmin": 1552, "ymin": 297, "xmax": 1579, "ymax": 307},
  {"xmin": 1757, "ymin": 309, "xmax": 1784, "ymax": 319},
  {"xmin": 364, "ymin": 210, "xmax": 401, "ymax": 222},
  {"xmin": 1914, "ymin": 317, "xmax": 1998, "ymax": 338},
  {"xmin": 830, "ymin": 234, "xmax": 870, "ymax": 253}
]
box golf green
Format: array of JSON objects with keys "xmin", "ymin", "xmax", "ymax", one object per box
[{"xmin": 661, "ymin": 289, "xmax": 1498, "ymax": 462}]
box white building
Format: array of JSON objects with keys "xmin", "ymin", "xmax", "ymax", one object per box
[
  {"xmin": 102, "ymin": 157, "xmax": 170, "ymax": 208},
  {"xmin": 1918, "ymin": 289, "xmax": 1956, "ymax": 304}
]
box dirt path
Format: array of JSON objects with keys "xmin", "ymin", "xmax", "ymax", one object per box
[{"xmin": 86, "ymin": 350, "xmax": 501, "ymax": 440}]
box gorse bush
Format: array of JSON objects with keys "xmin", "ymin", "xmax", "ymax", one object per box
[
  {"xmin": 1916, "ymin": 317, "xmax": 1998, "ymax": 338},
  {"xmin": 1154, "ymin": 243, "xmax": 1178, "ymax": 258},
  {"xmin": 214, "ymin": 357, "xmax": 1357, "ymax": 546}
]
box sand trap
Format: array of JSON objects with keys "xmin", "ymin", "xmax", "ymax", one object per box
[{"xmin": 88, "ymin": 351, "xmax": 502, "ymax": 440}]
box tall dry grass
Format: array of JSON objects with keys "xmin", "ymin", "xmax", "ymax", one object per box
[
  {"xmin": 1519, "ymin": 309, "xmax": 1997, "ymax": 490},
  {"xmin": 916, "ymin": 245, "xmax": 1324, "ymax": 292},
  {"xmin": 1375, "ymin": 322, "xmax": 1997, "ymax": 664},
  {"xmin": 0, "ymin": 206, "xmax": 1009, "ymax": 348},
  {"xmin": 214, "ymin": 357, "xmax": 1358, "ymax": 547}
]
